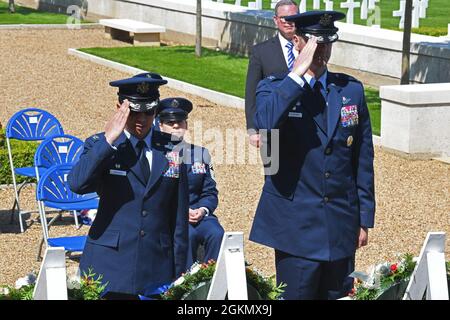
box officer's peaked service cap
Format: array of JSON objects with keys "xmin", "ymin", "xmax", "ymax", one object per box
[
  {"xmin": 285, "ymin": 10, "xmax": 346, "ymax": 43},
  {"xmin": 158, "ymin": 97, "xmax": 193, "ymax": 122},
  {"xmin": 109, "ymin": 72, "xmax": 168, "ymax": 113}
]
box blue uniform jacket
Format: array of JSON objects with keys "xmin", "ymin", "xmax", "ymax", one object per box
[
  {"xmin": 68, "ymin": 131, "xmax": 189, "ymax": 295},
  {"xmin": 186, "ymin": 145, "xmax": 218, "ymax": 214},
  {"xmin": 249, "ymin": 72, "xmax": 375, "ymax": 261},
  {"xmin": 153, "ymin": 137, "xmax": 218, "ymax": 215}
]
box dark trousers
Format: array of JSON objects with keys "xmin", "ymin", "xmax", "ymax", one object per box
[
  {"xmin": 187, "ymin": 215, "xmax": 224, "ymax": 268},
  {"xmin": 275, "ymin": 249, "xmax": 355, "ymax": 300}
]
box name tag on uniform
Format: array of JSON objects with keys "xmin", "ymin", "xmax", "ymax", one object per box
[
  {"xmin": 109, "ymin": 169, "xmax": 127, "ymax": 176},
  {"xmin": 288, "ymin": 112, "xmax": 303, "ymax": 118}
]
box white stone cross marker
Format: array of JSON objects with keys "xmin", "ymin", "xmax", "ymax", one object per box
[
  {"xmin": 33, "ymin": 247, "xmax": 68, "ymax": 300},
  {"xmin": 368, "ymin": 0, "xmax": 379, "ymax": 10},
  {"xmin": 367, "ymin": 4, "xmax": 381, "ymax": 27},
  {"xmin": 361, "ymin": 0, "xmax": 368, "ymax": 20},
  {"xmin": 313, "ymin": 0, "xmax": 321, "ymax": 9},
  {"xmin": 361, "ymin": 0, "xmax": 379, "ymax": 20},
  {"xmin": 324, "ymin": 0, "xmax": 334, "ymax": 11},
  {"xmin": 248, "ymin": 0, "xmax": 263, "ymax": 9},
  {"xmin": 403, "ymin": 232, "xmax": 449, "ymax": 300},
  {"xmin": 207, "ymin": 232, "xmax": 248, "ymax": 300},
  {"xmin": 234, "ymin": 0, "xmax": 241, "ymax": 6},
  {"xmin": 419, "ymin": 0, "xmax": 428, "ymax": 19},
  {"xmin": 394, "ymin": 0, "xmax": 424, "ymax": 29},
  {"xmin": 393, "ymin": 0, "xmax": 406, "ymax": 29},
  {"xmin": 271, "ymin": 0, "xmax": 278, "ymax": 9},
  {"xmin": 341, "ymin": 0, "xmax": 361, "ymax": 24},
  {"xmin": 299, "ymin": 0, "xmax": 307, "ymax": 13},
  {"xmin": 412, "ymin": 0, "xmax": 421, "ymax": 28}
]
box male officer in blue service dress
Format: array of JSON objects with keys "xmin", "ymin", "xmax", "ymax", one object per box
[
  {"xmin": 155, "ymin": 97, "xmax": 224, "ymax": 269},
  {"xmin": 249, "ymin": 11, "xmax": 375, "ymax": 300},
  {"xmin": 68, "ymin": 73, "xmax": 189, "ymax": 296}
]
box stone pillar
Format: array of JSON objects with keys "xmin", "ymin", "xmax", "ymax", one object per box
[{"xmin": 380, "ymin": 83, "xmax": 450, "ymax": 158}]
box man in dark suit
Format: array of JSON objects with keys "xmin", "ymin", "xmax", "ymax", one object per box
[
  {"xmin": 245, "ymin": 0, "xmax": 299, "ymax": 147},
  {"xmin": 249, "ymin": 11, "xmax": 375, "ymax": 300},
  {"xmin": 155, "ymin": 97, "xmax": 224, "ymax": 270},
  {"xmin": 68, "ymin": 73, "xmax": 189, "ymax": 296}
]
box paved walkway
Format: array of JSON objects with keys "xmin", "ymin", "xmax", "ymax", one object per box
[{"xmin": 0, "ymin": 28, "xmax": 448, "ymax": 286}]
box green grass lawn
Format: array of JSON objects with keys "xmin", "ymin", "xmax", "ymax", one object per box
[
  {"xmin": 223, "ymin": 0, "xmax": 449, "ymax": 36},
  {"xmin": 365, "ymin": 87, "xmax": 381, "ymax": 136},
  {"xmin": 0, "ymin": 1, "xmax": 90, "ymax": 24},
  {"xmin": 80, "ymin": 45, "xmax": 381, "ymax": 135}
]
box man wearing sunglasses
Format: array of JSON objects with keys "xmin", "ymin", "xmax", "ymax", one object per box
[
  {"xmin": 245, "ymin": 0, "xmax": 299, "ymax": 148},
  {"xmin": 68, "ymin": 73, "xmax": 190, "ymax": 296},
  {"xmin": 154, "ymin": 97, "xmax": 224, "ymax": 270}
]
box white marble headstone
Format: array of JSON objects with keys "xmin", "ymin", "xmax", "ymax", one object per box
[
  {"xmin": 368, "ymin": 0, "xmax": 379, "ymax": 10},
  {"xmin": 419, "ymin": 0, "xmax": 428, "ymax": 19},
  {"xmin": 361, "ymin": 0, "xmax": 368, "ymax": 20},
  {"xmin": 393, "ymin": 0, "xmax": 426, "ymax": 29},
  {"xmin": 393, "ymin": 0, "xmax": 406, "ymax": 29},
  {"xmin": 271, "ymin": 0, "xmax": 278, "ymax": 10},
  {"xmin": 313, "ymin": 0, "xmax": 321, "ymax": 9},
  {"xmin": 341, "ymin": 0, "xmax": 361, "ymax": 24},
  {"xmin": 324, "ymin": 0, "xmax": 334, "ymax": 11},
  {"xmin": 299, "ymin": 0, "xmax": 307, "ymax": 13}
]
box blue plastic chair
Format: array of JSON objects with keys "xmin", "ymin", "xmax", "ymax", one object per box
[
  {"xmin": 34, "ymin": 134, "xmax": 85, "ymax": 229},
  {"xmin": 36, "ymin": 164, "xmax": 98, "ymax": 259},
  {"xmin": 6, "ymin": 108, "xmax": 64, "ymax": 232}
]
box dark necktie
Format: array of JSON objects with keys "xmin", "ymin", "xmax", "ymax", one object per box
[
  {"xmin": 313, "ymin": 81, "xmax": 327, "ymax": 134},
  {"xmin": 136, "ymin": 140, "xmax": 151, "ymax": 183}
]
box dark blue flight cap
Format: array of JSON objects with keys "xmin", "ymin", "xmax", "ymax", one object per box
[
  {"xmin": 157, "ymin": 97, "xmax": 193, "ymax": 122},
  {"xmin": 109, "ymin": 72, "xmax": 168, "ymax": 112},
  {"xmin": 285, "ymin": 10, "xmax": 346, "ymax": 43}
]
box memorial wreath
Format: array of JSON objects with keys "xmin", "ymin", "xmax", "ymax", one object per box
[
  {"xmin": 349, "ymin": 253, "xmax": 450, "ymax": 300},
  {"xmin": 160, "ymin": 260, "xmax": 285, "ymax": 300},
  {"xmin": 0, "ymin": 268, "xmax": 107, "ymax": 300}
]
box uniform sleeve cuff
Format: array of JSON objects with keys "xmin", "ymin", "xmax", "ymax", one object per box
[
  {"xmin": 288, "ymin": 72, "xmax": 305, "ymax": 87},
  {"xmin": 200, "ymin": 207, "xmax": 210, "ymax": 216}
]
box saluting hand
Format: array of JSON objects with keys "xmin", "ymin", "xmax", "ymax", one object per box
[
  {"xmin": 292, "ymin": 36, "xmax": 318, "ymax": 78},
  {"xmin": 105, "ymin": 99, "xmax": 130, "ymax": 145}
]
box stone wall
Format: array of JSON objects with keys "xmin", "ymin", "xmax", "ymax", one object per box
[{"xmin": 32, "ymin": 0, "xmax": 450, "ymax": 84}]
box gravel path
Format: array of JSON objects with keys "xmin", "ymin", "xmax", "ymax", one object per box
[{"xmin": 0, "ymin": 28, "xmax": 448, "ymax": 286}]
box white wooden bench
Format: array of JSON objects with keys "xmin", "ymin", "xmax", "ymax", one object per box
[{"xmin": 99, "ymin": 19, "xmax": 166, "ymax": 46}]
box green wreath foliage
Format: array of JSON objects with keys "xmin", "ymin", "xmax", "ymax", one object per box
[{"xmin": 161, "ymin": 260, "xmax": 285, "ymax": 300}]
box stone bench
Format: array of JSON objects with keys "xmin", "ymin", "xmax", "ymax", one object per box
[{"xmin": 99, "ymin": 19, "xmax": 165, "ymax": 46}]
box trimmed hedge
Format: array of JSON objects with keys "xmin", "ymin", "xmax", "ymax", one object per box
[{"xmin": 0, "ymin": 128, "xmax": 38, "ymax": 185}]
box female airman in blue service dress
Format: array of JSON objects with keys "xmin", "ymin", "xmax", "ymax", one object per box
[
  {"xmin": 155, "ymin": 97, "xmax": 224, "ymax": 270},
  {"xmin": 249, "ymin": 11, "xmax": 376, "ymax": 299},
  {"xmin": 68, "ymin": 73, "xmax": 190, "ymax": 296}
]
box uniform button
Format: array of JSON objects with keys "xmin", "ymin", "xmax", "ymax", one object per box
[
  {"xmin": 325, "ymin": 147, "xmax": 332, "ymax": 155},
  {"xmin": 325, "ymin": 172, "xmax": 331, "ymax": 179},
  {"xmin": 324, "ymin": 196, "xmax": 329, "ymax": 203},
  {"xmin": 140, "ymin": 230, "xmax": 146, "ymax": 237},
  {"xmin": 142, "ymin": 210, "xmax": 148, "ymax": 217}
]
